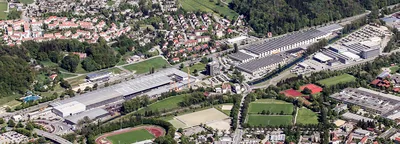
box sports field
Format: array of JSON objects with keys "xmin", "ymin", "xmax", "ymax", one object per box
[
  {"xmin": 296, "ymin": 108, "xmax": 319, "ymax": 125},
  {"xmin": 136, "ymin": 95, "xmax": 186, "ymax": 114},
  {"xmin": 96, "ymin": 126, "xmax": 165, "ymax": 144},
  {"xmin": 249, "ymin": 103, "xmax": 293, "ymax": 115},
  {"xmin": 169, "ymin": 108, "xmax": 229, "ymax": 128},
  {"xmin": 247, "ymin": 115, "xmax": 293, "ymax": 126},
  {"xmin": 249, "ymin": 99, "xmax": 294, "ymax": 115},
  {"xmin": 0, "ymin": 1, "xmax": 7, "ymax": 20},
  {"xmin": 179, "ymin": 0, "xmax": 238, "ymax": 20},
  {"xmin": 122, "ymin": 57, "xmax": 170, "ymax": 74},
  {"xmin": 316, "ymin": 74, "xmax": 356, "ymax": 86},
  {"xmin": 106, "ymin": 129, "xmax": 154, "ymax": 143}
]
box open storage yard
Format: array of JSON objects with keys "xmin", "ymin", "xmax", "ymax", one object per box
[
  {"xmin": 317, "ymin": 74, "xmax": 356, "ymax": 86},
  {"xmin": 122, "ymin": 57, "xmax": 170, "ymax": 74},
  {"xmin": 168, "ymin": 108, "xmax": 230, "ymax": 129},
  {"xmin": 178, "ymin": 0, "xmax": 238, "ymax": 20},
  {"xmin": 296, "ymin": 108, "xmax": 319, "ymax": 125},
  {"xmin": 247, "ymin": 115, "xmax": 293, "ymax": 126}
]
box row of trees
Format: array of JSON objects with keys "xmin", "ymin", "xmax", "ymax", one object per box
[{"xmin": 230, "ymin": 94, "xmax": 242, "ymax": 130}]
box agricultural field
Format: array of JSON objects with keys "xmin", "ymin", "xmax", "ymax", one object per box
[
  {"xmin": 316, "ymin": 74, "xmax": 356, "ymax": 86},
  {"xmin": 122, "ymin": 57, "xmax": 170, "ymax": 74},
  {"xmin": 179, "ymin": 0, "xmax": 238, "ymax": 20},
  {"xmin": 106, "ymin": 129, "xmax": 154, "ymax": 144},
  {"xmin": 249, "ymin": 99, "xmax": 294, "ymax": 115},
  {"xmin": 0, "ymin": 2, "xmax": 7, "ymax": 20},
  {"xmin": 182, "ymin": 63, "xmax": 206, "ymax": 75},
  {"xmin": 296, "ymin": 108, "xmax": 319, "ymax": 125},
  {"xmin": 247, "ymin": 115, "xmax": 293, "ymax": 126},
  {"xmin": 136, "ymin": 95, "xmax": 186, "ymax": 114}
]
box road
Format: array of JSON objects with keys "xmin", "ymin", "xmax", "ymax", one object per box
[
  {"xmin": 34, "ymin": 129, "xmax": 72, "ymax": 144},
  {"xmin": 232, "ymin": 83, "xmax": 251, "ymax": 144}
]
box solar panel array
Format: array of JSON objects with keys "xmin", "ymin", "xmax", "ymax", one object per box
[
  {"xmin": 245, "ymin": 29, "xmax": 327, "ymax": 54},
  {"xmin": 236, "ymin": 55, "xmax": 285, "ymax": 73}
]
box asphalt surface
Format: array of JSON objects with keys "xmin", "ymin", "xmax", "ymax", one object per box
[{"xmin": 34, "ymin": 129, "xmax": 72, "ymax": 144}]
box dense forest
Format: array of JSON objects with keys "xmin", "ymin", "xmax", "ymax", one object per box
[{"xmin": 230, "ymin": 0, "xmax": 399, "ymax": 36}]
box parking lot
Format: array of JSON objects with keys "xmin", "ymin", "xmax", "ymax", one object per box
[{"xmin": 0, "ymin": 131, "xmax": 29, "ymax": 144}]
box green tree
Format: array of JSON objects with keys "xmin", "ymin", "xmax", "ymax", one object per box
[
  {"xmin": 7, "ymin": 119, "xmax": 15, "ymax": 127},
  {"xmin": 60, "ymin": 55, "xmax": 80, "ymax": 73}
]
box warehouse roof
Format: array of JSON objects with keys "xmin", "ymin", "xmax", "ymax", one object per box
[
  {"xmin": 236, "ymin": 55, "xmax": 285, "ymax": 73},
  {"xmin": 342, "ymin": 112, "xmax": 373, "ymax": 122},
  {"xmin": 245, "ymin": 29, "xmax": 327, "ymax": 55},
  {"xmin": 314, "ymin": 52, "xmax": 333, "ymax": 62},
  {"xmin": 53, "ymin": 101, "xmax": 86, "ymax": 115},
  {"xmin": 228, "ymin": 51, "xmax": 255, "ymax": 61},
  {"xmin": 65, "ymin": 108, "xmax": 109, "ymax": 124},
  {"xmin": 51, "ymin": 68, "xmax": 194, "ymax": 107}
]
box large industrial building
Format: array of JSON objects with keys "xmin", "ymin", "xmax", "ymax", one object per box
[
  {"xmin": 330, "ymin": 87, "xmax": 400, "ymax": 120},
  {"xmin": 53, "ymin": 101, "xmax": 86, "ymax": 117},
  {"xmin": 50, "ymin": 68, "xmax": 196, "ymax": 119},
  {"xmin": 236, "ymin": 55, "xmax": 286, "ymax": 75},
  {"xmin": 228, "ymin": 24, "xmax": 342, "ymax": 75}
]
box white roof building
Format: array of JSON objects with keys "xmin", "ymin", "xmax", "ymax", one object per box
[
  {"xmin": 314, "ymin": 52, "xmax": 333, "ymax": 62},
  {"xmin": 53, "ymin": 101, "xmax": 86, "ymax": 117}
]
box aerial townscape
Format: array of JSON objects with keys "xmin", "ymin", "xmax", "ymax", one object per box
[{"xmin": 2, "ymin": 0, "xmax": 400, "ymax": 144}]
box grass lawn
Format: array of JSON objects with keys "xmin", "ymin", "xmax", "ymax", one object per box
[
  {"xmin": 317, "ymin": 74, "xmax": 356, "ymax": 87},
  {"xmin": 19, "ymin": 0, "xmax": 34, "ymax": 4},
  {"xmin": 140, "ymin": 24, "xmax": 155, "ymax": 31},
  {"xmin": 60, "ymin": 73, "xmax": 77, "ymax": 79},
  {"xmin": 247, "ymin": 115, "xmax": 293, "ymax": 126},
  {"xmin": 106, "ymin": 129, "xmax": 154, "ymax": 144},
  {"xmin": 136, "ymin": 95, "xmax": 186, "ymax": 114},
  {"xmin": 179, "ymin": 0, "xmax": 238, "ymax": 20},
  {"xmin": 0, "ymin": 94, "xmax": 20, "ymax": 107},
  {"xmin": 107, "ymin": 67, "xmax": 123, "ymax": 74},
  {"xmin": 0, "ymin": 2, "xmax": 7, "ymax": 20},
  {"xmin": 66, "ymin": 75, "xmax": 87, "ymax": 86},
  {"xmin": 182, "ymin": 63, "xmax": 206, "ymax": 75},
  {"xmin": 106, "ymin": 0, "xmax": 115, "ymax": 6},
  {"xmin": 75, "ymin": 63, "xmax": 87, "ymax": 74},
  {"xmin": 40, "ymin": 61, "xmax": 59, "ymax": 68},
  {"xmin": 249, "ymin": 103, "xmax": 293, "ymax": 115},
  {"xmin": 296, "ymin": 108, "xmax": 319, "ymax": 125},
  {"xmin": 122, "ymin": 57, "xmax": 170, "ymax": 74},
  {"xmin": 390, "ymin": 66, "xmax": 399, "ymax": 74}
]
